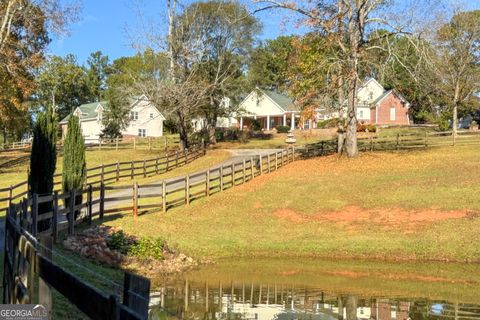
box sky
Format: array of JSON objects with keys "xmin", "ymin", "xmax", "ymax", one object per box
[
  {"xmin": 49, "ymin": 0, "xmax": 480, "ymax": 65},
  {"xmin": 48, "ymin": 0, "xmax": 298, "ymax": 64}
]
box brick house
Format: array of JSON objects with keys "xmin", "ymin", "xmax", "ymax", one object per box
[{"xmin": 320, "ymin": 78, "xmax": 411, "ymax": 125}]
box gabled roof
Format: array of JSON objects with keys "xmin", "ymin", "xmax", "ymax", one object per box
[
  {"xmin": 59, "ymin": 101, "xmax": 108, "ymax": 124},
  {"xmin": 257, "ymin": 88, "xmax": 300, "ymax": 112},
  {"xmin": 372, "ymin": 90, "xmax": 410, "ymax": 108}
]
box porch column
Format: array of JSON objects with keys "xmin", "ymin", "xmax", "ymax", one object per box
[
  {"xmin": 291, "ymin": 113, "xmax": 295, "ymax": 130},
  {"xmin": 283, "ymin": 114, "xmax": 287, "ymax": 126},
  {"xmin": 267, "ymin": 115, "xmax": 270, "ymax": 131},
  {"xmin": 240, "ymin": 117, "xmax": 243, "ymax": 129}
]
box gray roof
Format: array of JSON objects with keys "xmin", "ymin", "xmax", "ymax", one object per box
[
  {"xmin": 59, "ymin": 101, "xmax": 108, "ymax": 124},
  {"xmin": 260, "ymin": 89, "xmax": 300, "ymax": 112}
]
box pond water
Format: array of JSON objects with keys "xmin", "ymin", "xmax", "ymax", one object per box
[{"xmin": 148, "ymin": 258, "xmax": 480, "ymax": 320}]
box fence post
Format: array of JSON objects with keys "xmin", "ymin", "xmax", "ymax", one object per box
[
  {"xmin": 116, "ymin": 161, "xmax": 120, "ymax": 181},
  {"xmin": 250, "ymin": 157, "xmax": 254, "ymax": 179},
  {"xmin": 32, "ymin": 193, "xmax": 38, "ymax": 236},
  {"xmin": 8, "ymin": 185, "xmax": 13, "ymax": 207},
  {"xmin": 133, "ymin": 183, "xmax": 138, "ymax": 218},
  {"xmin": 185, "ymin": 175, "xmax": 190, "ymax": 205},
  {"xmin": 166, "ymin": 153, "xmax": 170, "ymax": 171},
  {"xmin": 397, "ymin": 134, "xmax": 400, "ymax": 150},
  {"xmin": 242, "ymin": 160, "xmax": 246, "ymax": 183},
  {"xmin": 143, "ymin": 160, "xmax": 147, "ymax": 178},
  {"xmin": 108, "ymin": 295, "xmax": 120, "ymax": 320},
  {"xmin": 68, "ymin": 189, "xmax": 75, "ymax": 235},
  {"xmin": 87, "ymin": 184, "xmax": 93, "ymax": 225},
  {"xmin": 425, "ymin": 131, "xmax": 428, "ymax": 148},
  {"xmin": 176, "ymin": 152, "xmax": 179, "ymax": 167},
  {"xmin": 220, "ymin": 167, "xmax": 224, "ymax": 191},
  {"xmin": 292, "ymin": 146, "xmax": 296, "ymax": 161},
  {"xmin": 101, "ymin": 164, "xmax": 105, "ymax": 185},
  {"xmin": 259, "ymin": 155, "xmax": 263, "ymax": 175},
  {"xmin": 52, "ymin": 191, "xmax": 58, "ymax": 243},
  {"xmin": 370, "ymin": 137, "xmax": 374, "ymax": 152},
  {"xmin": 275, "ymin": 152, "xmax": 278, "ymax": 170},
  {"xmin": 39, "ymin": 235, "xmax": 53, "ymax": 312},
  {"xmin": 206, "ymin": 170, "xmax": 210, "ymax": 196},
  {"xmin": 99, "ymin": 183, "xmax": 105, "ymax": 219},
  {"xmin": 162, "ymin": 180, "xmax": 167, "ymax": 213},
  {"xmin": 122, "ymin": 272, "xmax": 150, "ymax": 319},
  {"xmin": 231, "ymin": 163, "xmax": 235, "ymax": 186},
  {"xmin": 131, "ymin": 161, "xmax": 134, "ymax": 180},
  {"xmin": 267, "ymin": 154, "xmax": 271, "ymax": 173}
]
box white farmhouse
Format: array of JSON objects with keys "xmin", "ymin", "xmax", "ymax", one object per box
[{"xmin": 59, "ymin": 95, "xmax": 165, "ymax": 142}]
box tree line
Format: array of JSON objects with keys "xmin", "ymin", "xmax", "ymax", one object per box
[{"xmin": 0, "ymin": 0, "xmax": 479, "ymax": 158}]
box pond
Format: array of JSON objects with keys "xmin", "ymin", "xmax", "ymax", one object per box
[{"xmin": 148, "ymin": 258, "xmax": 480, "ymax": 320}]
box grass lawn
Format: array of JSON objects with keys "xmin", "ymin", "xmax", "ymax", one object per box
[
  {"xmin": 215, "ymin": 128, "xmax": 337, "ymax": 149},
  {"xmin": 102, "ymin": 145, "xmax": 480, "ymax": 262}
]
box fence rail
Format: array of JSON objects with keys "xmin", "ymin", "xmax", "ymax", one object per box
[
  {"xmin": 0, "ymin": 145, "xmax": 205, "ymax": 213},
  {"xmin": 3, "ymin": 204, "xmax": 151, "ymax": 319}
]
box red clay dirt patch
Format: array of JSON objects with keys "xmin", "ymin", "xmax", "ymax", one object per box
[{"xmin": 272, "ymin": 206, "xmax": 470, "ymax": 231}]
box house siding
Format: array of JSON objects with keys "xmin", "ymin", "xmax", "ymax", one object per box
[
  {"xmin": 122, "ymin": 99, "xmax": 164, "ymax": 137},
  {"xmin": 376, "ymin": 93, "xmax": 409, "ymax": 125}
]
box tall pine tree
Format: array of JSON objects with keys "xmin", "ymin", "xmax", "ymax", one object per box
[
  {"xmin": 29, "ymin": 105, "xmax": 57, "ymax": 231},
  {"xmin": 62, "ymin": 114, "xmax": 86, "ymax": 221}
]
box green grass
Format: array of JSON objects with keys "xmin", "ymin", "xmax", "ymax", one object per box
[{"xmin": 101, "ymin": 145, "xmax": 480, "ymax": 262}]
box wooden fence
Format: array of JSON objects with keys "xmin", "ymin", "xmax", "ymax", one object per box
[
  {"xmin": 0, "ymin": 140, "xmax": 32, "ymax": 152},
  {"xmin": 3, "ymin": 202, "xmax": 151, "ymax": 319},
  {"xmin": 0, "ymin": 145, "xmax": 205, "ymax": 213},
  {"xmin": 83, "ymin": 136, "xmax": 181, "ymax": 152}
]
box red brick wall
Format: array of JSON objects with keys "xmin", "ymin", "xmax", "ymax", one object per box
[{"xmin": 376, "ymin": 93, "xmax": 409, "ymax": 125}]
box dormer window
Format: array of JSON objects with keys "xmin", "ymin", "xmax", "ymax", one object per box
[
  {"xmin": 149, "ymin": 113, "xmax": 154, "ymax": 119},
  {"xmin": 131, "ymin": 111, "xmax": 139, "ymax": 121},
  {"xmin": 368, "ymin": 92, "xmax": 373, "ymax": 100}
]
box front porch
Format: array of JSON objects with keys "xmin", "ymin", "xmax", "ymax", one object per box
[{"xmin": 238, "ymin": 112, "xmax": 301, "ymax": 131}]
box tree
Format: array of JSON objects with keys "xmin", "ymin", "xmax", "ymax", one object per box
[
  {"xmin": 248, "ymin": 36, "xmax": 294, "ymax": 91},
  {"xmin": 34, "ymin": 54, "xmax": 91, "ymax": 120},
  {"xmin": 0, "ymin": 0, "xmax": 79, "ymax": 140},
  {"xmin": 28, "ymin": 104, "xmax": 57, "ymax": 231},
  {"xmin": 86, "ymin": 51, "xmax": 111, "ymax": 102},
  {"xmin": 253, "ymin": 0, "xmax": 428, "ymax": 157},
  {"xmin": 180, "ymin": 0, "xmax": 260, "ymax": 144},
  {"xmin": 62, "ymin": 114, "xmax": 86, "ymax": 221},
  {"xmin": 430, "ymin": 10, "xmax": 480, "ymax": 135}
]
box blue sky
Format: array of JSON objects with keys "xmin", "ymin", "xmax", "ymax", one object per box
[
  {"xmin": 48, "ymin": 0, "xmax": 298, "ymax": 64},
  {"xmin": 49, "ymin": 0, "xmax": 480, "ymax": 65}
]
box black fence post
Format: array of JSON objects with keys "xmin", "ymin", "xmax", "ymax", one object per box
[
  {"xmin": 100, "ymin": 183, "xmax": 105, "ymax": 220},
  {"xmin": 123, "ymin": 272, "xmax": 150, "ymax": 319}
]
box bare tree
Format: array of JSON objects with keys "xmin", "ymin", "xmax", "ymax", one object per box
[{"xmin": 252, "ymin": 0, "xmax": 436, "ymax": 157}]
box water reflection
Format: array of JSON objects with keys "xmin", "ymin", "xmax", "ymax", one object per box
[{"xmin": 149, "ymin": 280, "xmax": 480, "ymax": 320}]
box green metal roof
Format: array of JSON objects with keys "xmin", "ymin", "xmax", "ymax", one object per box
[
  {"xmin": 260, "ymin": 89, "xmax": 299, "ymax": 112},
  {"xmin": 59, "ymin": 101, "xmax": 108, "ymax": 123}
]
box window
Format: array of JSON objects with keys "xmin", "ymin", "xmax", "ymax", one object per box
[
  {"xmin": 131, "ymin": 111, "xmax": 139, "ymax": 121},
  {"xmin": 368, "ymin": 92, "xmax": 373, "ymax": 100},
  {"xmin": 138, "ymin": 129, "xmax": 146, "ymax": 137},
  {"xmin": 390, "ymin": 107, "xmax": 396, "ymax": 121},
  {"xmin": 359, "ymin": 110, "xmax": 364, "ymax": 118},
  {"xmin": 149, "ymin": 113, "xmax": 154, "ymax": 119}
]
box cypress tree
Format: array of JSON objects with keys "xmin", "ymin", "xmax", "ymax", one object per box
[
  {"xmin": 29, "ymin": 105, "xmax": 57, "ymax": 231},
  {"xmin": 62, "ymin": 114, "xmax": 86, "ymax": 221}
]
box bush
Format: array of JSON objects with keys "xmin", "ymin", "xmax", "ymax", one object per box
[
  {"xmin": 317, "ymin": 118, "xmax": 338, "ymax": 129},
  {"xmin": 437, "ymin": 118, "xmax": 450, "ymax": 131},
  {"xmin": 276, "ymin": 125, "xmax": 290, "ymax": 133},
  {"xmin": 357, "ymin": 123, "xmax": 377, "ymax": 133},
  {"xmin": 251, "ymin": 119, "xmax": 261, "ymax": 131},
  {"xmin": 106, "ymin": 230, "xmax": 132, "ymax": 255},
  {"xmin": 129, "ymin": 237, "xmax": 167, "ymax": 260}
]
